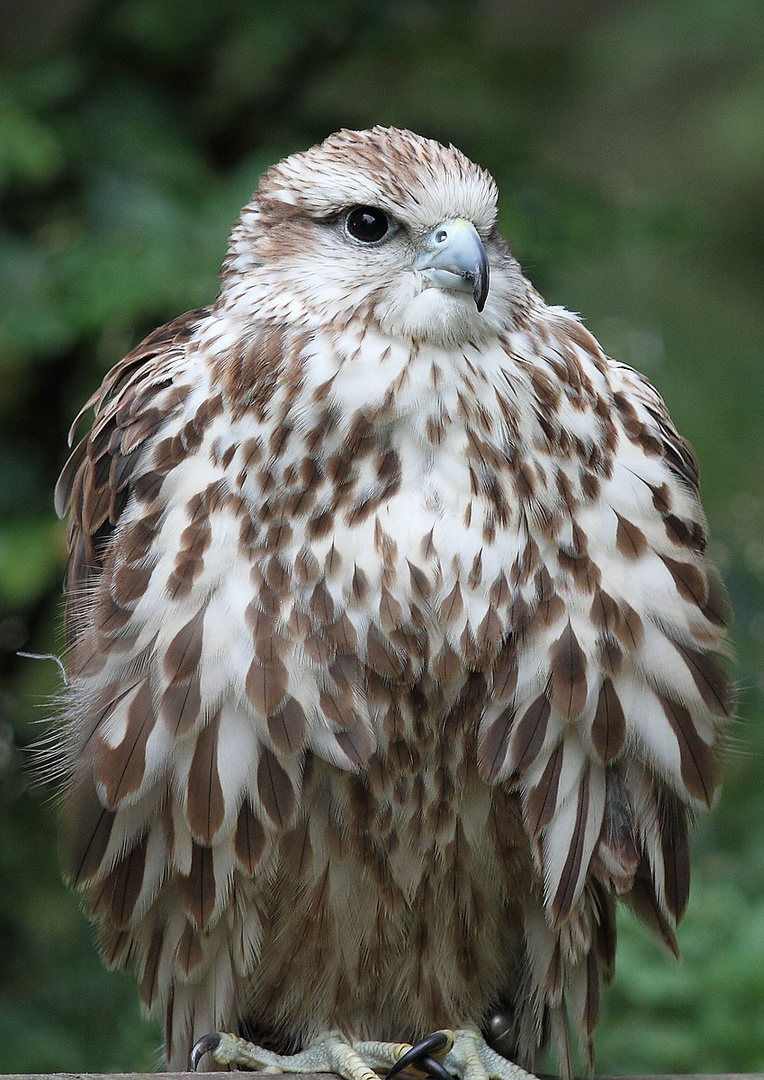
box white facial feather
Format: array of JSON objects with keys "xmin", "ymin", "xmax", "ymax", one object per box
[{"xmin": 221, "ymin": 126, "xmax": 527, "ymax": 346}]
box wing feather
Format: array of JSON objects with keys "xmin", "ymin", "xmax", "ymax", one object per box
[
  {"xmin": 53, "ymin": 309, "xmax": 308, "ymax": 1062},
  {"xmin": 490, "ymin": 324, "xmax": 732, "ymax": 1076}
]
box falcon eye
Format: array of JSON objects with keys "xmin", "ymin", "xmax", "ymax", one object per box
[{"xmin": 344, "ymin": 206, "xmax": 392, "ymax": 244}]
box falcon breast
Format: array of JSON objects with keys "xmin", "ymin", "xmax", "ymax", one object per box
[{"xmin": 53, "ymin": 126, "xmax": 732, "ymax": 1076}]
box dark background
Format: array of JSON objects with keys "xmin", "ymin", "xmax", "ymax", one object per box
[{"xmin": 1, "ymin": 0, "xmax": 763, "ymax": 1072}]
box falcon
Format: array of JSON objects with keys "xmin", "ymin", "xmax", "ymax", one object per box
[{"xmin": 53, "ymin": 127, "xmax": 732, "ymax": 1080}]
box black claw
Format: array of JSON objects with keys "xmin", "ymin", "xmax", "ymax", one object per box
[
  {"xmin": 385, "ymin": 1032, "xmax": 455, "ymax": 1080},
  {"xmin": 414, "ymin": 1056, "xmax": 454, "ymax": 1080},
  {"xmin": 190, "ymin": 1031, "xmax": 222, "ymax": 1071}
]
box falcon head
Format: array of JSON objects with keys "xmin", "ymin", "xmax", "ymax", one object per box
[{"xmin": 221, "ymin": 126, "xmax": 529, "ymax": 347}]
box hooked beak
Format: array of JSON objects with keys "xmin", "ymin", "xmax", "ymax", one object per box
[{"xmin": 414, "ymin": 218, "xmax": 490, "ymax": 312}]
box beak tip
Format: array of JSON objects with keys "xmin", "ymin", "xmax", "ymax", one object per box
[{"xmin": 473, "ymin": 272, "xmax": 489, "ymax": 313}]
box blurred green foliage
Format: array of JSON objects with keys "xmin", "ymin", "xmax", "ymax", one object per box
[{"xmin": 1, "ymin": 0, "xmax": 763, "ymax": 1073}]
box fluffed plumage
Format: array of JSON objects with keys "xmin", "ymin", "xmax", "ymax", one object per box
[{"xmin": 52, "ymin": 126, "xmax": 732, "ymax": 1076}]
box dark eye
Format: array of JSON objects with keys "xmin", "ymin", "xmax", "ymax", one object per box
[{"xmin": 344, "ymin": 206, "xmax": 392, "ymax": 243}]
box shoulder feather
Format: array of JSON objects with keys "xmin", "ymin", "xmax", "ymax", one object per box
[{"xmin": 56, "ymin": 308, "xmax": 210, "ymax": 638}]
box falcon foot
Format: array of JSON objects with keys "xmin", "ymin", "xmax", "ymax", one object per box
[
  {"xmin": 189, "ymin": 1027, "xmax": 537, "ymax": 1080},
  {"xmin": 190, "ymin": 1030, "xmax": 412, "ymax": 1080},
  {"xmin": 439, "ymin": 1029, "xmax": 536, "ymax": 1080}
]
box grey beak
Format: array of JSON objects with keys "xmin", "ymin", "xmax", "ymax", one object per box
[{"xmin": 414, "ymin": 218, "xmax": 490, "ymax": 312}]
